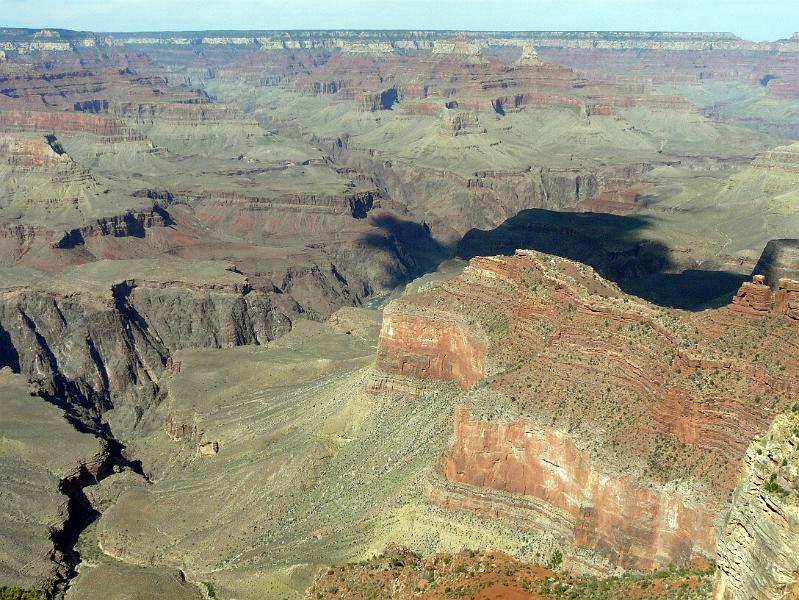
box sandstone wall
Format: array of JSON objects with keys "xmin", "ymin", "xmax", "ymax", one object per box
[
  {"xmin": 441, "ymin": 411, "xmax": 716, "ymax": 570},
  {"xmin": 713, "ymin": 410, "xmax": 799, "ymax": 600},
  {"xmin": 731, "ymin": 273, "xmax": 799, "ymax": 320},
  {"xmin": 371, "ymin": 250, "xmax": 798, "ymax": 571},
  {"xmin": 374, "ymin": 310, "xmax": 486, "ymax": 390}
]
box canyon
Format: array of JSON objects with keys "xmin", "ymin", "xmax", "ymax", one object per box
[{"xmin": 0, "ymin": 26, "xmax": 796, "ymax": 600}]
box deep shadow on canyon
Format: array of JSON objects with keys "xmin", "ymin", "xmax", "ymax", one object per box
[{"xmin": 383, "ymin": 207, "xmax": 749, "ymax": 310}]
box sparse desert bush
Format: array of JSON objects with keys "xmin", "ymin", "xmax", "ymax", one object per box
[{"xmin": 0, "ymin": 587, "xmax": 44, "ymax": 600}]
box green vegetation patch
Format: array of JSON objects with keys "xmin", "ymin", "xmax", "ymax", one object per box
[{"xmin": 0, "ymin": 587, "xmax": 44, "ymax": 600}]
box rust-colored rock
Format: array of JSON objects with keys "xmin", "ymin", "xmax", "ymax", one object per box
[
  {"xmin": 441, "ymin": 411, "xmax": 716, "ymax": 570},
  {"xmin": 732, "ymin": 272, "xmax": 799, "ymax": 319},
  {"xmin": 775, "ymin": 277, "xmax": 799, "ymax": 320},
  {"xmin": 731, "ymin": 274, "xmax": 775, "ymax": 314},
  {"xmin": 374, "ymin": 310, "xmax": 486, "ymax": 391},
  {"xmin": 372, "ymin": 250, "xmax": 798, "ymax": 570}
]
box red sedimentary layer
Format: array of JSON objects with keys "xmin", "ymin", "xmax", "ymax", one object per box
[
  {"xmin": 731, "ymin": 274, "xmax": 799, "ymax": 320},
  {"xmin": 289, "ymin": 52, "xmax": 692, "ymax": 117},
  {"xmin": 370, "ymin": 250, "xmax": 798, "ymax": 570},
  {"xmin": 374, "ymin": 312, "xmax": 486, "ymax": 390},
  {"xmin": 775, "ymin": 278, "xmax": 799, "ymax": 320},
  {"xmin": 0, "ymin": 110, "xmax": 140, "ymax": 140},
  {"xmin": 440, "ymin": 411, "xmax": 716, "ymax": 570}
]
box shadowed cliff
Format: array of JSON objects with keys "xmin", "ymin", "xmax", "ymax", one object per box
[{"xmin": 457, "ymin": 208, "xmax": 747, "ymax": 309}]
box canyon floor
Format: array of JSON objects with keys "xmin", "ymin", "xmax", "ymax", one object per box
[{"xmin": 0, "ymin": 28, "xmax": 798, "ymax": 600}]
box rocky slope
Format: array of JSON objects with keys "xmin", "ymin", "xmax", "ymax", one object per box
[
  {"xmin": 0, "ymin": 370, "xmax": 105, "ymax": 594},
  {"xmin": 1, "ymin": 27, "xmax": 791, "ymax": 310},
  {"xmin": 0, "ymin": 259, "xmax": 293, "ymax": 438},
  {"xmin": 0, "ymin": 51, "xmax": 437, "ymax": 317},
  {"xmin": 369, "ymin": 250, "xmax": 799, "ymax": 571},
  {"xmin": 0, "ymin": 28, "xmax": 798, "ymax": 599},
  {"xmin": 0, "ymin": 259, "xmax": 308, "ymax": 596},
  {"xmin": 306, "ymin": 545, "xmax": 713, "ymax": 600},
  {"xmin": 713, "ymin": 408, "xmax": 799, "ymax": 599}
]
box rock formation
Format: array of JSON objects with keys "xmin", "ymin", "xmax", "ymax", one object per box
[
  {"xmin": 0, "ymin": 260, "xmax": 293, "ymax": 438},
  {"xmin": 374, "ymin": 310, "xmax": 486, "ymax": 390},
  {"xmin": 0, "ymin": 370, "xmax": 106, "ymax": 593},
  {"xmin": 713, "ymin": 409, "xmax": 799, "ymax": 600},
  {"xmin": 731, "ymin": 273, "xmax": 799, "ymax": 320},
  {"xmin": 370, "ymin": 249, "xmax": 799, "ymax": 570},
  {"xmin": 753, "ymin": 239, "xmax": 799, "ymax": 289},
  {"xmin": 516, "ymin": 40, "xmax": 541, "ymax": 65},
  {"xmin": 2, "ymin": 25, "xmax": 799, "ymax": 598},
  {"xmin": 776, "ymin": 278, "xmax": 799, "ymax": 320},
  {"xmin": 440, "ymin": 109, "xmax": 485, "ymax": 136},
  {"xmin": 731, "ymin": 274, "xmax": 775, "ymax": 314}
]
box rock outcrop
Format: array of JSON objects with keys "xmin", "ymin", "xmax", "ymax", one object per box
[
  {"xmin": 776, "ymin": 278, "xmax": 799, "ymax": 320},
  {"xmin": 731, "ymin": 273, "xmax": 799, "ymax": 320},
  {"xmin": 0, "ymin": 260, "xmax": 292, "ymax": 437},
  {"xmin": 373, "ymin": 310, "xmax": 486, "ymax": 391},
  {"xmin": 438, "ymin": 411, "xmax": 716, "ymax": 570},
  {"xmin": 516, "ymin": 41, "xmax": 541, "ymax": 66},
  {"xmin": 731, "ymin": 274, "xmax": 775, "ymax": 314},
  {"xmin": 753, "ymin": 239, "xmax": 799, "ymax": 289},
  {"xmin": 713, "ymin": 409, "xmax": 799, "ymax": 600},
  {"xmin": 370, "ymin": 250, "xmax": 799, "ymax": 570}
]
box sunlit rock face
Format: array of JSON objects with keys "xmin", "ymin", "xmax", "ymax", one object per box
[
  {"xmin": 371, "ymin": 249, "xmax": 799, "ymax": 569},
  {"xmin": 713, "ymin": 410, "xmax": 799, "ymax": 600},
  {"xmin": 439, "ymin": 411, "xmax": 716, "ymax": 570}
]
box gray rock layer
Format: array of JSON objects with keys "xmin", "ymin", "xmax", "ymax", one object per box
[
  {"xmin": 0, "ymin": 279, "xmax": 291, "ymax": 439},
  {"xmin": 713, "ymin": 410, "xmax": 799, "ymax": 600},
  {"xmin": 753, "ymin": 239, "xmax": 799, "ymax": 289}
]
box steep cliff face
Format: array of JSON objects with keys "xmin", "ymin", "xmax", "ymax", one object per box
[
  {"xmin": 374, "ymin": 311, "xmax": 486, "ymax": 391},
  {"xmin": 713, "ymin": 409, "xmax": 799, "ymax": 600},
  {"xmin": 440, "ymin": 411, "xmax": 716, "ymax": 570},
  {"xmin": 731, "ymin": 273, "xmax": 799, "ymax": 320},
  {"xmin": 370, "ymin": 250, "xmax": 799, "ymax": 570},
  {"xmin": 753, "ymin": 239, "xmax": 799, "ymax": 289},
  {"xmin": 330, "ymin": 142, "xmax": 600, "ymax": 239},
  {"xmin": 0, "ymin": 260, "xmax": 292, "ymax": 437}
]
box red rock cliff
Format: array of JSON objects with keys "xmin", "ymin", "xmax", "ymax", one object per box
[
  {"xmin": 373, "ymin": 250, "xmax": 798, "ymax": 571},
  {"xmin": 440, "ymin": 411, "xmax": 716, "ymax": 570},
  {"xmin": 374, "ymin": 311, "xmax": 486, "ymax": 391}
]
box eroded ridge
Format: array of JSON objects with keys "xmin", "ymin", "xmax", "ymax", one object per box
[{"xmin": 370, "ymin": 249, "xmax": 798, "ymax": 570}]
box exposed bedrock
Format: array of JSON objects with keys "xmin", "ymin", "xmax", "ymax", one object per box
[
  {"xmin": 713, "ymin": 409, "xmax": 799, "ymax": 600},
  {"xmin": 370, "ymin": 249, "xmax": 799, "ymax": 570},
  {"xmin": 753, "ymin": 239, "xmax": 799, "ymax": 289},
  {"xmin": 374, "ymin": 311, "xmax": 486, "ymax": 391},
  {"xmin": 0, "ymin": 267, "xmax": 291, "ymax": 438},
  {"xmin": 54, "ymin": 210, "xmax": 168, "ymax": 247},
  {"xmin": 327, "ymin": 136, "xmax": 600, "ymax": 238},
  {"xmin": 457, "ymin": 208, "xmax": 670, "ymax": 285},
  {"xmin": 439, "ymin": 411, "xmax": 716, "ymax": 570},
  {"xmin": 0, "ymin": 369, "xmax": 141, "ymax": 598},
  {"xmin": 0, "ymin": 110, "xmax": 141, "ymax": 141},
  {"xmin": 731, "ymin": 273, "xmax": 799, "ymax": 320}
]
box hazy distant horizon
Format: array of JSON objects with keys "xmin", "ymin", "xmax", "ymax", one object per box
[{"xmin": 2, "ymin": 0, "xmax": 798, "ymax": 43}]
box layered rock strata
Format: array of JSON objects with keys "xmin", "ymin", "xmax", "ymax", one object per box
[
  {"xmin": 731, "ymin": 273, "xmax": 799, "ymax": 320},
  {"xmin": 370, "ymin": 249, "xmax": 799, "ymax": 570},
  {"xmin": 753, "ymin": 239, "xmax": 799, "ymax": 289},
  {"xmin": 0, "ymin": 260, "xmax": 292, "ymax": 438},
  {"xmin": 713, "ymin": 409, "xmax": 799, "ymax": 600}
]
